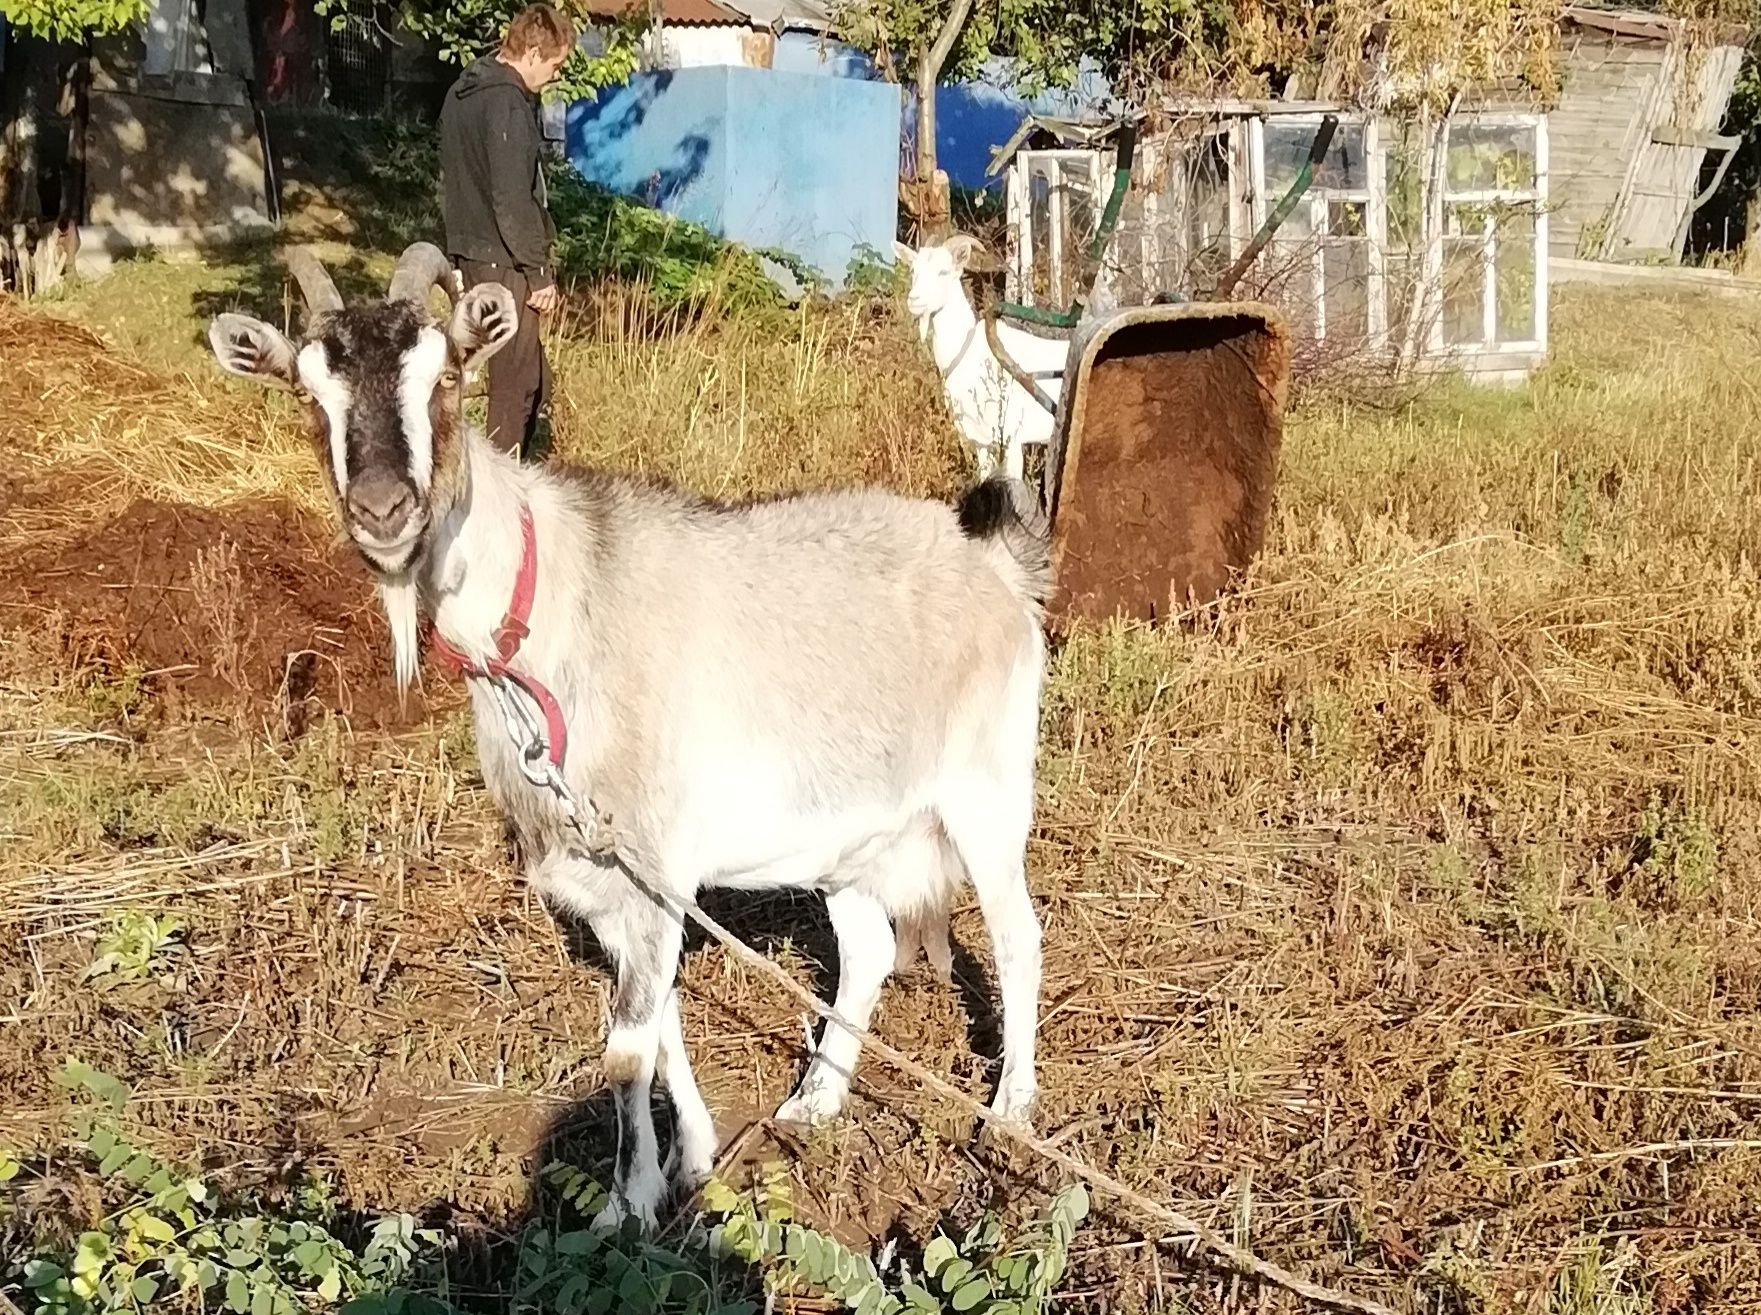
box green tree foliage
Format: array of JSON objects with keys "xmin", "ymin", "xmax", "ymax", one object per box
[
  {"xmin": 311, "ymin": 0, "xmax": 645, "ymax": 103},
  {"xmin": 835, "ymin": 0, "xmax": 1565, "ymax": 109},
  {"xmin": 0, "ymin": 0, "xmax": 145, "ymax": 41}
]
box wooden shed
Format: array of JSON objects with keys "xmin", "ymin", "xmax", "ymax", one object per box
[{"xmin": 1549, "ymin": 3, "xmax": 1747, "ymax": 262}]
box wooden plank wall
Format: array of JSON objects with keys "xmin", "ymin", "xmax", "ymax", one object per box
[
  {"xmin": 1609, "ymin": 43, "xmax": 1744, "ymax": 257},
  {"xmin": 1547, "ymin": 28, "xmax": 1668, "ymax": 259}
]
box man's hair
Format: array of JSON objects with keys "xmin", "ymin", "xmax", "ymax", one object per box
[{"xmin": 501, "ymin": 3, "xmax": 576, "ymax": 59}]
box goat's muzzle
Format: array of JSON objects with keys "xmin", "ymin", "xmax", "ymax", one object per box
[{"xmin": 345, "ymin": 471, "xmax": 422, "ymax": 566}]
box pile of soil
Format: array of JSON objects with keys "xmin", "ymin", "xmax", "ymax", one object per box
[{"xmin": 0, "ymin": 493, "xmax": 456, "ymax": 730}]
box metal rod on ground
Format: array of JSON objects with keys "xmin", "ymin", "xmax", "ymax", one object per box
[{"xmin": 1213, "ymin": 114, "xmax": 1339, "ymax": 300}]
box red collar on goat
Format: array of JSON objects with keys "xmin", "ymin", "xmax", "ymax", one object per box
[{"xmin": 426, "ymin": 506, "xmax": 568, "ymax": 769}]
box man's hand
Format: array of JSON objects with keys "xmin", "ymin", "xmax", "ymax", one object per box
[{"xmin": 527, "ymin": 284, "xmax": 558, "ymax": 314}]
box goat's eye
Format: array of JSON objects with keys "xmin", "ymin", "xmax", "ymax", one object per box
[
  {"xmin": 440, "ymin": 371, "xmax": 460, "ymax": 388},
  {"xmin": 293, "ymin": 385, "xmax": 313, "ymax": 403}
]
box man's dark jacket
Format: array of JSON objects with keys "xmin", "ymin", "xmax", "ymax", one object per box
[{"xmin": 438, "ymin": 56, "xmax": 555, "ymax": 290}]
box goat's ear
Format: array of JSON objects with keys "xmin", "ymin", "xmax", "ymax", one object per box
[
  {"xmin": 944, "ymin": 234, "xmax": 986, "ymax": 271},
  {"xmin": 208, "ymin": 314, "xmax": 298, "ymax": 388},
  {"xmin": 892, "ymin": 240, "xmax": 916, "ymax": 266},
  {"xmin": 447, "ymin": 283, "xmax": 519, "ymax": 376}
]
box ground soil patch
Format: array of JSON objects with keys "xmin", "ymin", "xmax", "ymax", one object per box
[{"xmin": 0, "ymin": 489, "xmax": 453, "ymax": 729}]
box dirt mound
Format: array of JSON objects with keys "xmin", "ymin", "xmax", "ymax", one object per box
[{"xmin": 0, "ymin": 494, "xmax": 457, "ymax": 729}]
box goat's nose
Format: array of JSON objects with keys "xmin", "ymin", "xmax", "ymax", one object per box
[{"xmin": 346, "ymin": 474, "xmax": 415, "ymax": 541}]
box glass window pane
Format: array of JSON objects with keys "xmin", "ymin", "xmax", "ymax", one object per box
[
  {"xmin": 1273, "ymin": 249, "xmax": 1319, "ymax": 338},
  {"xmin": 1264, "ymin": 121, "xmax": 1368, "ymax": 193},
  {"xmin": 1446, "ymin": 121, "xmax": 1538, "ymax": 192},
  {"xmin": 1053, "ymin": 159, "xmax": 1099, "ymax": 306},
  {"xmin": 1029, "ymin": 172, "xmax": 1052, "ymax": 304},
  {"xmin": 1184, "ymin": 132, "xmax": 1233, "ymax": 289},
  {"xmin": 1382, "ymin": 128, "xmax": 1425, "ymax": 255},
  {"xmin": 1385, "ymin": 251, "xmax": 1419, "ymax": 344},
  {"xmin": 1494, "ymin": 206, "xmax": 1538, "ymax": 342},
  {"xmin": 1442, "ymin": 233, "xmax": 1486, "ymax": 346},
  {"xmin": 1321, "ymin": 239, "xmax": 1371, "ymax": 342},
  {"xmin": 1328, "ymin": 198, "xmax": 1367, "ymax": 237}
]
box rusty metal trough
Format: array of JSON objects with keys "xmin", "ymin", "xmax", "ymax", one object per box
[{"xmin": 1039, "ymin": 301, "xmax": 1291, "ymax": 629}]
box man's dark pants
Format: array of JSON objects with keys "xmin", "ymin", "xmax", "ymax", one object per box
[{"xmin": 458, "ymin": 259, "xmax": 551, "ymax": 460}]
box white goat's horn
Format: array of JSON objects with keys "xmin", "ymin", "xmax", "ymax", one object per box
[
  {"xmin": 388, "ymin": 242, "xmax": 460, "ymax": 307},
  {"xmin": 284, "ymin": 246, "xmax": 343, "ymax": 316}
]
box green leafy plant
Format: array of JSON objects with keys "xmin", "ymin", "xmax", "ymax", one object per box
[
  {"xmin": 83, "ymin": 911, "xmax": 188, "ymax": 989},
  {"xmin": 0, "ymin": 0, "xmax": 146, "ymax": 42},
  {"xmin": 1628, "ymin": 791, "xmax": 1719, "ymax": 909},
  {"xmin": 844, "ymin": 243, "xmax": 906, "ymax": 300},
  {"xmin": 6, "ymin": 1075, "xmax": 1085, "ymax": 1315},
  {"xmin": 8, "ymin": 1075, "xmax": 445, "ymax": 1315},
  {"xmin": 705, "ymin": 1164, "xmax": 1089, "ymax": 1315},
  {"xmin": 511, "ymin": 1162, "xmax": 753, "ymax": 1315}
]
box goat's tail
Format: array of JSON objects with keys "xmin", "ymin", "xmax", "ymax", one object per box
[{"xmin": 957, "ymin": 475, "xmax": 1052, "ymax": 608}]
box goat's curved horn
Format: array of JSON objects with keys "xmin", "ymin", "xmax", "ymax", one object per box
[
  {"xmin": 284, "ymin": 246, "xmax": 343, "ymax": 315},
  {"xmin": 388, "ymin": 242, "xmax": 461, "ymax": 308}
]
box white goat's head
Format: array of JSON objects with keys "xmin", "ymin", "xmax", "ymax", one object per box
[
  {"xmin": 205, "ymin": 244, "xmax": 517, "ymax": 580},
  {"xmin": 893, "ymin": 234, "xmax": 987, "ymax": 322}
]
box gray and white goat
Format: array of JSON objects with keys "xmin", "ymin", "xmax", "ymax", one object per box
[{"xmin": 206, "ymin": 243, "xmax": 1049, "ymax": 1227}]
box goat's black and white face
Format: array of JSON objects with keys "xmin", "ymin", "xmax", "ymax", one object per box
[{"xmin": 206, "ymin": 243, "xmax": 518, "ymax": 577}]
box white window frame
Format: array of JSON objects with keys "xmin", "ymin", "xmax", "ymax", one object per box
[
  {"xmin": 1009, "ymin": 147, "xmax": 1105, "ymax": 309},
  {"xmin": 1249, "ymin": 113, "xmax": 1382, "ymax": 347},
  {"xmin": 1431, "ymin": 112, "xmax": 1549, "ymax": 358}
]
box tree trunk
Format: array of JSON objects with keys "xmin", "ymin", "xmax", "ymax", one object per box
[
  {"xmin": 1, "ymin": 27, "xmax": 30, "ymax": 222},
  {"xmin": 1397, "ymin": 93, "xmax": 1457, "ymax": 372},
  {"xmin": 906, "ymin": 0, "xmax": 971, "ymax": 239},
  {"xmin": 2, "ymin": 29, "xmax": 45, "ymax": 294},
  {"xmin": 56, "ymin": 42, "xmax": 89, "ymax": 271}
]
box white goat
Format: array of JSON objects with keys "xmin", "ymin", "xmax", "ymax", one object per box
[
  {"xmin": 895, "ymin": 235, "xmax": 1069, "ymax": 481},
  {"xmin": 205, "ymin": 244, "xmax": 1049, "ymax": 1231}
]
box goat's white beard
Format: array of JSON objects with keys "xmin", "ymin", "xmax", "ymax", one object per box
[{"xmin": 377, "ymin": 574, "xmax": 421, "ymax": 695}]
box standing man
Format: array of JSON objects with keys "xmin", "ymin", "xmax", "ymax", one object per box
[{"xmin": 438, "ymin": 3, "xmax": 575, "ymax": 460}]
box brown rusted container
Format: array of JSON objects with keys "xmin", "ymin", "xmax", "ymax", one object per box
[{"xmin": 1043, "ymin": 300, "xmax": 1291, "ymax": 629}]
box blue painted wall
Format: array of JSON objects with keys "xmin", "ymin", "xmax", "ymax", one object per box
[{"xmin": 565, "ymin": 64, "xmax": 901, "ymax": 288}]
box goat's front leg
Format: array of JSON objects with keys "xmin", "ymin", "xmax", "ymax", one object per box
[{"xmin": 587, "ymin": 896, "xmax": 683, "ymax": 1231}]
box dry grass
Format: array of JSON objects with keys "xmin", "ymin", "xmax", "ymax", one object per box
[{"xmin": 2, "ymin": 268, "xmax": 1761, "ymax": 1314}]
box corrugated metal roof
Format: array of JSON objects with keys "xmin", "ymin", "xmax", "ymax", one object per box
[
  {"xmin": 717, "ymin": 0, "xmax": 834, "ymax": 30},
  {"xmin": 580, "ymin": 0, "xmax": 747, "ymax": 26}
]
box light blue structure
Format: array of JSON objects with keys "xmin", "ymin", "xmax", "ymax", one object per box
[
  {"xmin": 767, "ymin": 32, "xmax": 1112, "ymax": 193},
  {"xmin": 565, "ymin": 64, "xmax": 901, "ymax": 288}
]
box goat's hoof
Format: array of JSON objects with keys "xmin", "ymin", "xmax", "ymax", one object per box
[
  {"xmin": 775, "ymin": 1081, "xmax": 846, "ymax": 1127},
  {"xmin": 671, "ymin": 1144, "xmax": 716, "ymax": 1194},
  {"xmin": 988, "ymin": 1080, "xmax": 1038, "ymax": 1129},
  {"xmin": 591, "ymin": 1189, "xmax": 660, "ymax": 1235}
]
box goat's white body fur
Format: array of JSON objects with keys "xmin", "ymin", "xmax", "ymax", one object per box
[
  {"xmin": 417, "ymin": 434, "xmax": 1048, "ymax": 1224},
  {"xmin": 915, "ymin": 283, "xmax": 1067, "ymax": 482}
]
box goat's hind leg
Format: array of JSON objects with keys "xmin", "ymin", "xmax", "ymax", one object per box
[
  {"xmin": 657, "ymin": 986, "xmax": 717, "ymax": 1193},
  {"xmin": 939, "ymin": 784, "xmax": 1041, "ymax": 1125},
  {"xmin": 776, "ymin": 886, "xmax": 895, "ymax": 1127}
]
